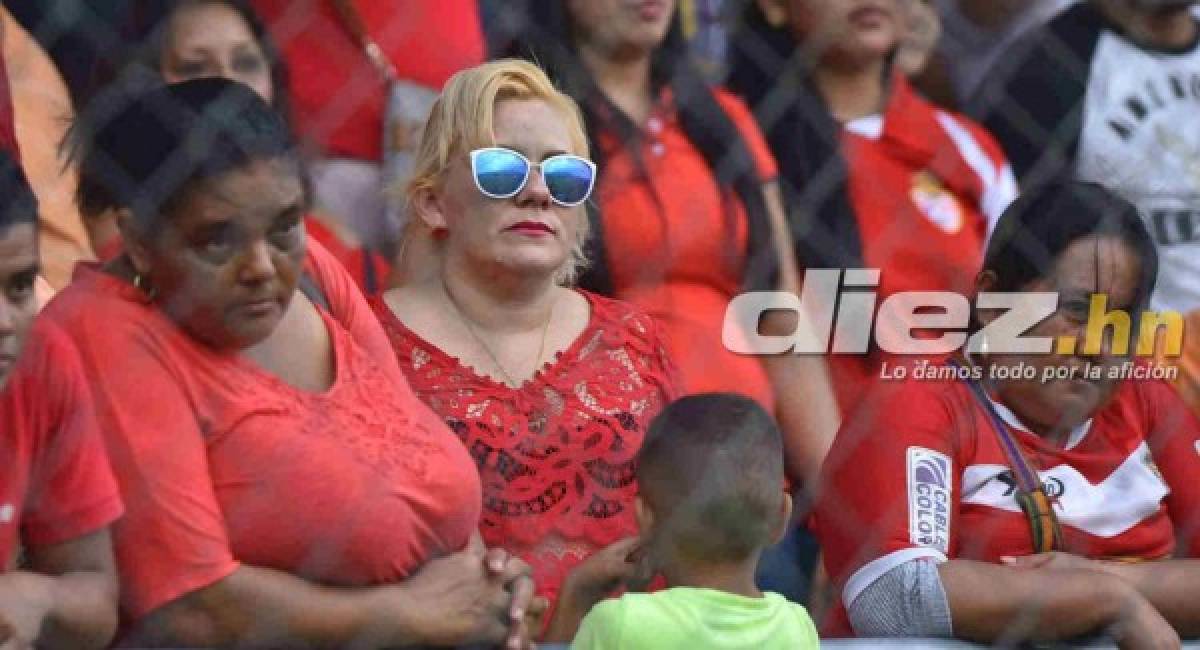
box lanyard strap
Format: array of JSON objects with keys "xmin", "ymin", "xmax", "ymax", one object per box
[
  {"xmin": 948, "ymin": 357, "xmax": 1066, "ymax": 553},
  {"xmin": 329, "ymin": 0, "xmax": 397, "ymax": 82}
]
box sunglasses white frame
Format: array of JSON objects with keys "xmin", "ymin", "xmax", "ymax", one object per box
[{"xmin": 469, "ymin": 147, "xmax": 597, "ymax": 207}]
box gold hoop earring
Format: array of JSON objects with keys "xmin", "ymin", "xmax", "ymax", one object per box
[{"xmin": 133, "ymin": 273, "xmax": 157, "ymax": 301}]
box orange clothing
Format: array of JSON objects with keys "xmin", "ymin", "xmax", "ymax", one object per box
[
  {"xmin": 2, "ymin": 8, "xmax": 93, "ymax": 290},
  {"xmin": 597, "ymin": 89, "xmax": 778, "ymax": 410}
]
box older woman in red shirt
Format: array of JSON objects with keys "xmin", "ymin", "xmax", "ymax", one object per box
[
  {"xmin": 372, "ymin": 59, "xmax": 676, "ymax": 639},
  {"xmin": 36, "ymin": 78, "xmax": 537, "ymax": 648}
]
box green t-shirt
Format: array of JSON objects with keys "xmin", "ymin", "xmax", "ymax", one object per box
[{"xmin": 570, "ymin": 587, "xmax": 819, "ymax": 649}]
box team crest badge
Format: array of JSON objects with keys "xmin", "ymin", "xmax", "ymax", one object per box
[{"xmin": 911, "ymin": 170, "xmax": 964, "ymax": 234}]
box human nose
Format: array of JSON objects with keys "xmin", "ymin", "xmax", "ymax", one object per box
[
  {"xmin": 237, "ymin": 239, "xmax": 276, "ymax": 285},
  {"xmin": 516, "ymin": 164, "xmax": 553, "ymax": 209}
]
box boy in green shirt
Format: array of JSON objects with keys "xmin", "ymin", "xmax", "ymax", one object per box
[{"xmin": 571, "ymin": 393, "xmax": 819, "ymax": 649}]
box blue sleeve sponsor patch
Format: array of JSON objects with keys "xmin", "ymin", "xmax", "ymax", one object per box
[{"xmin": 907, "ymin": 446, "xmax": 952, "ymax": 553}]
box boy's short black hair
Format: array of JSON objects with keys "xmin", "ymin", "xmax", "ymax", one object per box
[
  {"xmin": 637, "ymin": 393, "xmax": 785, "ymax": 565},
  {"xmin": 0, "ymin": 150, "xmax": 38, "ymax": 233}
]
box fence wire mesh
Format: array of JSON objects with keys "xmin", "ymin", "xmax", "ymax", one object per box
[{"xmin": 4, "ymin": 0, "xmax": 1200, "ymax": 648}]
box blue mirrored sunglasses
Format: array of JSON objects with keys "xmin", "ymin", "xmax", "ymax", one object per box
[{"xmin": 469, "ymin": 147, "xmax": 597, "ymax": 207}]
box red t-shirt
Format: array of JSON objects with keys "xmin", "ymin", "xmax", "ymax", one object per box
[
  {"xmin": 815, "ymin": 362, "xmax": 1200, "ymax": 636},
  {"xmin": 37, "ymin": 240, "xmax": 482, "ymax": 621},
  {"xmin": 252, "ymin": 0, "xmax": 485, "ymax": 161},
  {"xmin": 829, "ymin": 75, "xmax": 1018, "ymax": 410},
  {"xmin": 0, "ymin": 322, "xmax": 122, "ymax": 566},
  {"xmin": 599, "ymin": 88, "xmax": 779, "ymax": 411},
  {"xmin": 371, "ymin": 291, "xmax": 677, "ymax": 605}
]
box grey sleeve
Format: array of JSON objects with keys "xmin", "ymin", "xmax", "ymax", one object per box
[{"xmin": 846, "ymin": 558, "xmax": 954, "ymax": 638}]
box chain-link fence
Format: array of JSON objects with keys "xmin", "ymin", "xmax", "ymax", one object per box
[{"xmin": 5, "ymin": 0, "xmax": 1200, "ymax": 647}]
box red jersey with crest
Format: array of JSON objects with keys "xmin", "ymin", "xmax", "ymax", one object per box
[
  {"xmin": 829, "ymin": 76, "xmax": 1018, "ymax": 410},
  {"xmin": 815, "ymin": 363, "xmax": 1200, "ymax": 636}
]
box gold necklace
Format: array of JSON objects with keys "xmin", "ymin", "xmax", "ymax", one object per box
[{"xmin": 442, "ymin": 286, "xmax": 554, "ymax": 388}]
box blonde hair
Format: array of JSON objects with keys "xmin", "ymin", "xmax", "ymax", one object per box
[{"xmin": 398, "ymin": 59, "xmax": 592, "ymax": 285}]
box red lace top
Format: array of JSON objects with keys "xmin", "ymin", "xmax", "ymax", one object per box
[{"xmin": 371, "ymin": 290, "xmax": 677, "ymax": 604}]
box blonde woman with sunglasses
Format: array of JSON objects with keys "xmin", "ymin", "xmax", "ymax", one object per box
[{"xmin": 371, "ymin": 60, "xmax": 677, "ymax": 641}]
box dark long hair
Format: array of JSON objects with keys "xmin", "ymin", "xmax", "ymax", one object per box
[
  {"xmin": 727, "ymin": 1, "xmax": 864, "ymax": 270},
  {"xmin": 505, "ymin": 4, "xmax": 778, "ymax": 293},
  {"xmin": 981, "ymin": 179, "xmax": 1157, "ymax": 310}
]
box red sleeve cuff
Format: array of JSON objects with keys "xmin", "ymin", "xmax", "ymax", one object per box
[{"xmin": 22, "ymin": 493, "xmax": 123, "ymax": 548}]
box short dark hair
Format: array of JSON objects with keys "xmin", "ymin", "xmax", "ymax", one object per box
[
  {"xmin": 0, "ymin": 150, "xmax": 39, "ymax": 233},
  {"xmin": 70, "ymin": 77, "xmax": 298, "ymax": 235},
  {"xmin": 982, "ymin": 179, "xmax": 1158, "ymax": 308},
  {"xmin": 638, "ymin": 393, "xmax": 784, "ymax": 565}
]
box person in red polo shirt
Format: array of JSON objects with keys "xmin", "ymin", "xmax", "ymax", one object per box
[
  {"xmin": 0, "ymin": 151, "xmax": 122, "ymax": 650},
  {"xmin": 729, "ymin": 0, "xmax": 1018, "ymax": 413},
  {"xmin": 251, "ymin": 0, "xmax": 486, "ymax": 254}
]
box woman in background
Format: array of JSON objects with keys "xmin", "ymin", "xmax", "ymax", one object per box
[
  {"xmin": 86, "ymin": 0, "xmax": 389, "ymax": 293},
  {"xmin": 729, "ymin": 0, "xmax": 1018, "ymax": 412},
  {"xmin": 505, "ymin": 0, "xmax": 840, "ymax": 497}
]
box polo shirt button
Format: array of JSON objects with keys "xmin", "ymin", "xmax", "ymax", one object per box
[
  {"xmin": 647, "ymin": 117, "xmax": 663, "ymax": 134},
  {"xmin": 651, "ymin": 142, "xmax": 665, "ymax": 157}
]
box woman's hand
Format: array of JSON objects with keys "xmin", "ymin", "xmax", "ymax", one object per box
[
  {"xmin": 482, "ymin": 544, "xmax": 548, "ymax": 649},
  {"xmin": 897, "ymin": 0, "xmax": 941, "ymax": 76},
  {"xmin": 1001, "ymin": 551, "xmax": 1099, "ymax": 572},
  {"xmin": 391, "ymin": 538, "xmax": 540, "ymax": 649},
  {"xmin": 1108, "ymin": 589, "xmax": 1181, "ymax": 650},
  {"xmin": 0, "ymin": 572, "xmax": 54, "ymax": 650}
]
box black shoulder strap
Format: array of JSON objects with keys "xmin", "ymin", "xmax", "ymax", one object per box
[{"xmin": 298, "ymin": 272, "xmax": 330, "ymax": 313}]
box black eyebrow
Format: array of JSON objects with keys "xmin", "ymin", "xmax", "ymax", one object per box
[{"xmin": 13, "ymin": 263, "xmax": 39, "ymax": 278}]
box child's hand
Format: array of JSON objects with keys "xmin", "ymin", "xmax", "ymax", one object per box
[
  {"xmin": 543, "ymin": 537, "xmax": 648, "ymax": 643},
  {"xmin": 563, "ymin": 537, "xmax": 647, "ymax": 603}
]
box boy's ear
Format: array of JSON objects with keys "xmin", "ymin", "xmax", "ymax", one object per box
[
  {"xmin": 770, "ymin": 492, "xmax": 794, "ymax": 546},
  {"xmin": 635, "ymin": 495, "xmax": 655, "ymax": 534}
]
